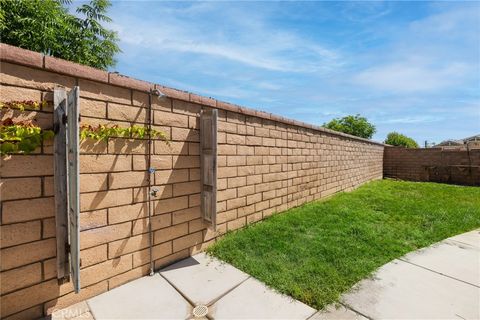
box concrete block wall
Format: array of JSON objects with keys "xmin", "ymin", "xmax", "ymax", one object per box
[
  {"xmin": 0, "ymin": 44, "xmax": 384, "ymax": 319},
  {"xmin": 384, "ymin": 147, "xmax": 480, "ymax": 185},
  {"xmin": 215, "ymin": 112, "xmax": 384, "ymax": 230}
]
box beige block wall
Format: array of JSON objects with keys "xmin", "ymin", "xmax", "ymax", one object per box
[
  {"xmin": 384, "ymin": 147, "xmax": 480, "ymax": 185},
  {"xmin": 0, "ymin": 44, "xmax": 384, "ymax": 319}
]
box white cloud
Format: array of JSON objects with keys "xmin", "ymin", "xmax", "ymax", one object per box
[
  {"xmin": 409, "ymin": 4, "xmax": 480, "ymax": 37},
  {"xmin": 353, "ymin": 61, "xmax": 470, "ymax": 93},
  {"xmin": 378, "ymin": 115, "xmax": 443, "ymax": 124},
  {"xmin": 111, "ymin": 3, "xmax": 342, "ymax": 73},
  {"xmin": 256, "ymin": 81, "xmax": 283, "ymax": 91},
  {"xmin": 162, "ymin": 78, "xmax": 253, "ymax": 100},
  {"xmin": 108, "ymin": 2, "xmax": 479, "ymax": 144},
  {"xmin": 351, "ymin": 5, "xmax": 479, "ymax": 94},
  {"xmin": 340, "ymin": 2, "xmax": 393, "ymax": 23}
]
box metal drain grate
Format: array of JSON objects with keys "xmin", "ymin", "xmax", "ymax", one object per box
[{"xmin": 192, "ymin": 305, "xmax": 208, "ymax": 318}]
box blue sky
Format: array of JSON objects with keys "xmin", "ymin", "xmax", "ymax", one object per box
[{"xmin": 90, "ymin": 1, "xmax": 479, "ymax": 144}]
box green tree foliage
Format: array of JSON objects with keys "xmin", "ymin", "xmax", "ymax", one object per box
[
  {"xmin": 0, "ymin": 0, "xmax": 120, "ymax": 69},
  {"xmin": 384, "ymin": 132, "xmax": 419, "ymax": 148},
  {"xmin": 323, "ymin": 114, "xmax": 376, "ymax": 139}
]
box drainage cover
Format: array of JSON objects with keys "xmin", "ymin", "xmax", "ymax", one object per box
[{"xmin": 192, "ymin": 305, "xmax": 208, "ymax": 318}]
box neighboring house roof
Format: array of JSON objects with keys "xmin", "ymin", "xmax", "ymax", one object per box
[
  {"xmin": 436, "ymin": 134, "xmax": 480, "ymax": 147},
  {"xmin": 463, "ymin": 134, "xmax": 480, "ymax": 142},
  {"xmin": 436, "ymin": 140, "xmax": 464, "ymax": 147}
]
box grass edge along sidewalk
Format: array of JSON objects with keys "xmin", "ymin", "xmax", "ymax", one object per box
[{"xmin": 207, "ymin": 179, "xmax": 480, "ymax": 309}]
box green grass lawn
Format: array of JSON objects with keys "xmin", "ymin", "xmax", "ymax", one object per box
[{"xmin": 207, "ymin": 179, "xmax": 480, "ymax": 310}]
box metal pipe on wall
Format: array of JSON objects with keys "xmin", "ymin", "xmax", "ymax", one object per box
[
  {"xmin": 146, "ymin": 90, "xmax": 154, "ymax": 276},
  {"xmin": 146, "ymin": 88, "xmax": 166, "ymax": 276}
]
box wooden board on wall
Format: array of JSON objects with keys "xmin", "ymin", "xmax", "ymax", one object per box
[
  {"xmin": 200, "ymin": 109, "xmax": 218, "ymax": 230},
  {"xmin": 67, "ymin": 86, "xmax": 81, "ymax": 293},
  {"xmin": 53, "ymin": 88, "xmax": 69, "ymax": 279},
  {"xmin": 53, "ymin": 86, "xmax": 81, "ymax": 292}
]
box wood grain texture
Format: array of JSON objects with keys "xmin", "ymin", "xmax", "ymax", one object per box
[
  {"xmin": 53, "ymin": 88, "xmax": 68, "ymax": 279},
  {"xmin": 67, "ymin": 86, "xmax": 81, "ymax": 292},
  {"xmin": 200, "ymin": 108, "xmax": 218, "ymax": 230}
]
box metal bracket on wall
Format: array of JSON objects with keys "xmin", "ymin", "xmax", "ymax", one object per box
[{"xmin": 54, "ymin": 86, "xmax": 81, "ymax": 293}]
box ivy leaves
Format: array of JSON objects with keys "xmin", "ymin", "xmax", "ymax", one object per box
[
  {"xmin": 0, "ymin": 100, "xmax": 47, "ymax": 111},
  {"xmin": 0, "ymin": 100, "xmax": 170, "ymax": 155},
  {"xmin": 0, "ymin": 100, "xmax": 53, "ymax": 155},
  {"xmin": 0, "ymin": 124, "xmax": 54, "ymax": 155},
  {"xmin": 80, "ymin": 124, "xmax": 169, "ymax": 143},
  {"xmin": 0, "ymin": 122, "xmax": 169, "ymax": 155}
]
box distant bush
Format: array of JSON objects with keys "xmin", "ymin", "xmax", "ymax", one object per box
[{"xmin": 384, "ymin": 132, "xmax": 419, "ymax": 148}]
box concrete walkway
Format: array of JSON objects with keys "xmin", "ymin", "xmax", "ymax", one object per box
[
  {"xmin": 55, "ymin": 253, "xmax": 317, "ymax": 319},
  {"xmin": 316, "ymin": 229, "xmax": 480, "ymax": 320},
  {"xmin": 52, "ymin": 229, "xmax": 479, "ymax": 319}
]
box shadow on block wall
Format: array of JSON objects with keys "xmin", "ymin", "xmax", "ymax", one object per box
[
  {"xmin": 383, "ymin": 147, "xmax": 480, "ymax": 186},
  {"xmin": 1, "ymin": 43, "xmax": 385, "ymax": 318}
]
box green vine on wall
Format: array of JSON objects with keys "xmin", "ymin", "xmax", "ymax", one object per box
[
  {"xmin": 0, "ymin": 100, "xmax": 53, "ymax": 155},
  {"xmin": 80, "ymin": 124, "xmax": 169, "ymax": 143},
  {"xmin": 0, "ymin": 100, "xmax": 47, "ymax": 111},
  {"xmin": 1, "ymin": 100, "xmax": 170, "ymax": 155},
  {"xmin": 1, "ymin": 123, "xmax": 54, "ymax": 154}
]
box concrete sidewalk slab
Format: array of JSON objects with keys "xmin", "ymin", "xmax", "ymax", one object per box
[
  {"xmin": 309, "ymin": 305, "xmax": 367, "ymax": 320},
  {"xmin": 160, "ymin": 253, "xmax": 249, "ymax": 305},
  {"xmin": 87, "ymin": 274, "xmax": 191, "ymax": 319},
  {"xmin": 55, "ymin": 230, "xmax": 480, "ymax": 320},
  {"xmin": 401, "ymin": 240, "xmax": 479, "ymax": 285},
  {"xmin": 448, "ymin": 229, "xmax": 480, "ymax": 249},
  {"xmin": 51, "ymin": 301, "xmax": 91, "ymax": 319},
  {"xmin": 209, "ymin": 277, "xmax": 316, "ymax": 319},
  {"xmin": 341, "ymin": 259, "xmax": 480, "ymax": 320}
]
